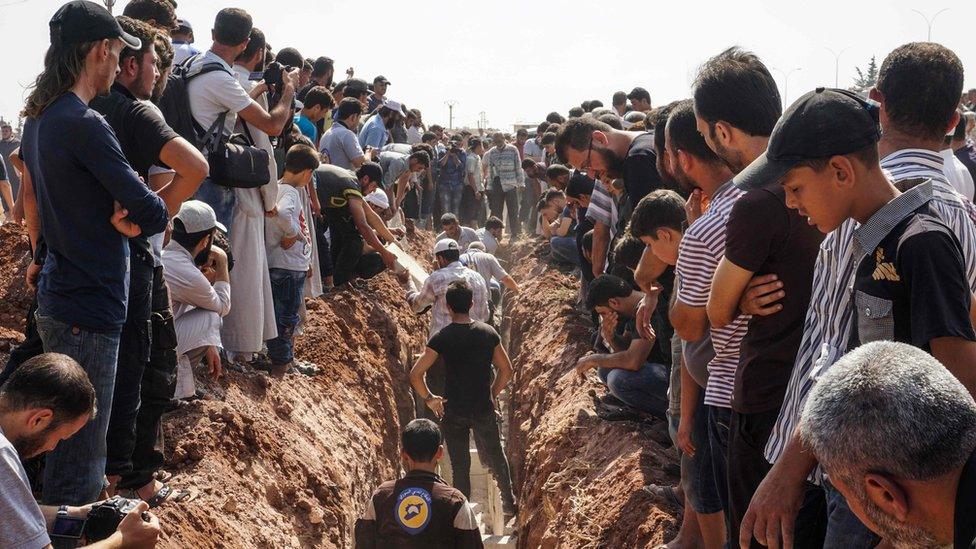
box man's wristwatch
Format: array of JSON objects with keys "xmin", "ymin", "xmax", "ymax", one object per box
[{"xmin": 51, "ymin": 505, "xmax": 87, "ymax": 540}]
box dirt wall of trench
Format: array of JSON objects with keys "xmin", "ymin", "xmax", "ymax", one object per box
[
  {"xmin": 0, "ymin": 223, "xmax": 434, "ymax": 548},
  {"xmin": 504, "ymin": 241, "xmax": 679, "ymax": 549}
]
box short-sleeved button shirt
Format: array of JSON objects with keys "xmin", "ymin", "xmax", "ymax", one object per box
[{"xmin": 852, "ymin": 192, "xmax": 975, "ymax": 350}]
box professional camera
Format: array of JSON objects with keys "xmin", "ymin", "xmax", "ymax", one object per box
[
  {"xmin": 263, "ymin": 61, "xmax": 285, "ymax": 93},
  {"xmin": 84, "ymin": 497, "xmax": 144, "ymax": 542}
]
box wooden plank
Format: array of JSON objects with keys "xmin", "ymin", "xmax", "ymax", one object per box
[{"xmin": 388, "ymin": 242, "xmax": 428, "ymax": 287}]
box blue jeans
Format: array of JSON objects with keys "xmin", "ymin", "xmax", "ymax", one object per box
[
  {"xmin": 707, "ymin": 405, "xmax": 731, "ymax": 527},
  {"xmin": 439, "ymin": 184, "xmax": 464, "ymax": 216},
  {"xmin": 824, "ymin": 480, "xmax": 880, "ymax": 548},
  {"xmin": 686, "ymin": 392, "xmax": 724, "ymax": 514},
  {"xmin": 267, "ymin": 268, "xmax": 306, "ymax": 366},
  {"xmin": 550, "ymin": 235, "xmax": 580, "ymax": 265},
  {"xmin": 35, "ymin": 314, "xmax": 122, "ymax": 505},
  {"xmin": 420, "ymin": 184, "xmax": 436, "ymax": 220},
  {"xmin": 597, "ymin": 362, "xmax": 670, "ymax": 419},
  {"xmin": 194, "ymin": 178, "xmax": 236, "ymax": 236}
]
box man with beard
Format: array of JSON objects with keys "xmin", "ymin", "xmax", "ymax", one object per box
[
  {"xmin": 0, "ymin": 353, "xmax": 161, "ymax": 548},
  {"xmin": 690, "ymin": 48, "xmax": 827, "ymax": 548},
  {"xmin": 554, "ymin": 116, "xmax": 666, "ymax": 207},
  {"xmin": 666, "ymin": 96, "xmax": 748, "ymax": 547},
  {"xmin": 801, "ymin": 341, "xmax": 976, "ymax": 548},
  {"xmin": 90, "ymin": 15, "xmax": 206, "ymax": 507}
]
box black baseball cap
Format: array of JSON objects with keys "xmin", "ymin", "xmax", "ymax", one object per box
[
  {"xmin": 50, "ymin": 1, "xmax": 141, "ymax": 50},
  {"xmin": 733, "ymin": 87, "xmax": 881, "ymax": 191},
  {"xmin": 345, "ymin": 78, "xmax": 369, "ymax": 96},
  {"xmin": 627, "ymin": 87, "xmax": 651, "ymax": 103},
  {"xmin": 374, "ymin": 75, "xmax": 391, "ymax": 86}
]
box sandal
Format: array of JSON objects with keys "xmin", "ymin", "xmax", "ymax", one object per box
[
  {"xmin": 293, "ymin": 360, "xmax": 320, "ymax": 376},
  {"xmin": 641, "ymin": 483, "xmax": 683, "ymax": 509},
  {"xmin": 154, "ymin": 470, "xmax": 173, "ymax": 483},
  {"xmin": 125, "ymin": 483, "xmax": 198, "ymax": 509}
]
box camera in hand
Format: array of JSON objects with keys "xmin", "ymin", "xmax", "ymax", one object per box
[
  {"xmin": 263, "ymin": 61, "xmax": 286, "ymax": 94},
  {"xmin": 84, "ymin": 496, "xmax": 147, "ymax": 542}
]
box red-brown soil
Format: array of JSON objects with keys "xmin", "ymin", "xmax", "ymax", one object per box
[
  {"xmin": 0, "ymin": 223, "xmax": 678, "ymax": 547},
  {"xmin": 0, "ymin": 223, "xmax": 435, "ymax": 548},
  {"xmin": 504, "ymin": 240, "xmax": 679, "ymax": 548}
]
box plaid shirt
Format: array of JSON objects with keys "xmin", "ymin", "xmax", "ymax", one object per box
[{"xmin": 406, "ymin": 261, "xmax": 490, "ymax": 338}]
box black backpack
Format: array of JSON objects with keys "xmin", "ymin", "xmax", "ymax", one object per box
[
  {"xmin": 157, "ymin": 53, "xmax": 232, "ymax": 150},
  {"xmin": 157, "ymin": 54, "xmax": 271, "ymax": 189}
]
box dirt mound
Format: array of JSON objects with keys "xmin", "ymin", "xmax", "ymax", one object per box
[
  {"xmin": 157, "ymin": 231, "xmax": 434, "ymax": 548},
  {"xmin": 0, "ymin": 224, "xmax": 436, "ymax": 548},
  {"xmin": 504, "ymin": 241, "xmax": 678, "ymax": 548},
  {"xmin": 0, "ymin": 223, "xmax": 33, "ymax": 334}
]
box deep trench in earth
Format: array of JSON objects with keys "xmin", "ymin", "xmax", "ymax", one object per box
[{"xmin": 0, "ymin": 224, "xmax": 679, "ymax": 548}]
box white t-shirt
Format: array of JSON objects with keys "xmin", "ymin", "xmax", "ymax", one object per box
[
  {"xmin": 267, "ymin": 184, "xmax": 312, "ymax": 271},
  {"xmin": 186, "ymin": 51, "xmax": 255, "ymax": 136},
  {"xmin": 522, "ymin": 138, "xmax": 544, "ymax": 162},
  {"xmin": 0, "ymin": 426, "xmax": 50, "ymax": 549},
  {"xmin": 460, "ymin": 250, "xmax": 509, "ymax": 288},
  {"xmin": 941, "ymin": 148, "xmax": 975, "ymax": 202},
  {"xmin": 466, "ymin": 153, "xmax": 484, "ymax": 192}
]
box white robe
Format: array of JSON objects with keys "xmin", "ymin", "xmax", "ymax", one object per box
[{"xmin": 221, "ymin": 66, "xmax": 279, "ymax": 355}]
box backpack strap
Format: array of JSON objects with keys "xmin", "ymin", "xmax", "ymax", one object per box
[{"xmin": 181, "ymin": 54, "xmax": 235, "ymax": 140}]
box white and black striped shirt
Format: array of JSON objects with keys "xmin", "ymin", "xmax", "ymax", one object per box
[
  {"xmin": 765, "ymin": 149, "xmax": 976, "ymax": 481},
  {"xmin": 675, "ymin": 180, "xmax": 749, "ymax": 408}
]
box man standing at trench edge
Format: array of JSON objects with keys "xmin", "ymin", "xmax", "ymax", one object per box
[{"xmin": 19, "ymin": 1, "xmax": 169, "ymax": 505}]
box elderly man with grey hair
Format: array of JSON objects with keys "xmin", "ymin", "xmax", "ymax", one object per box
[{"xmin": 800, "ymin": 341, "xmax": 976, "ymax": 548}]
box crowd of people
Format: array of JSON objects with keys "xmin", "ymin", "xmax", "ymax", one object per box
[{"xmin": 3, "ymin": 0, "xmax": 976, "ymax": 548}]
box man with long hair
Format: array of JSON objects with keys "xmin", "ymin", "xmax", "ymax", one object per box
[{"xmin": 19, "ymin": 1, "xmax": 169, "ymax": 506}]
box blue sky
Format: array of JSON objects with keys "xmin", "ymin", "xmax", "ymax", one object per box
[{"xmin": 1, "ymin": 0, "xmax": 973, "ymax": 130}]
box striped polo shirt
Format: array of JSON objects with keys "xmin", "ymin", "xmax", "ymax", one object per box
[
  {"xmin": 765, "ymin": 149, "xmax": 976, "ymax": 481},
  {"xmin": 675, "ymin": 180, "xmax": 749, "ymax": 408}
]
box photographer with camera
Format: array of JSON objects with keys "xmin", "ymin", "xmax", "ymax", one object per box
[
  {"xmin": 438, "ymin": 138, "xmax": 467, "ymax": 216},
  {"xmin": 0, "ymin": 353, "xmax": 161, "ymax": 549},
  {"xmin": 184, "ymin": 8, "xmax": 299, "ymax": 233}
]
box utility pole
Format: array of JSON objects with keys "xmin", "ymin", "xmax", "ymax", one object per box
[
  {"xmin": 103, "ymin": 0, "xmax": 116, "ymax": 13},
  {"xmin": 772, "ymin": 67, "xmax": 802, "ymax": 106},
  {"xmin": 479, "ymin": 111, "xmax": 488, "ymax": 132},
  {"xmin": 911, "ymin": 8, "xmax": 949, "ymax": 41},
  {"xmin": 825, "ymin": 46, "xmax": 849, "ymax": 88},
  {"xmin": 444, "ymin": 100, "xmax": 458, "ymax": 130}
]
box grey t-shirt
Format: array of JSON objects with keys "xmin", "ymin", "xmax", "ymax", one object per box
[
  {"xmin": 0, "ymin": 426, "xmax": 50, "ymax": 549},
  {"xmin": 682, "ymin": 332, "xmax": 714, "ymax": 390},
  {"xmin": 379, "ymin": 151, "xmax": 409, "ymax": 189},
  {"xmin": 319, "ymin": 123, "xmax": 364, "ymax": 170},
  {"xmin": 460, "ymin": 250, "xmax": 509, "ymax": 287}
]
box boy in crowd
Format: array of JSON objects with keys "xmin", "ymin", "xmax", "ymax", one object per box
[
  {"xmin": 354, "ymin": 419, "xmax": 483, "ymax": 548},
  {"xmin": 577, "ymin": 275, "xmax": 671, "ymax": 419},
  {"xmin": 410, "ymin": 280, "xmax": 518, "ymax": 518},
  {"xmin": 631, "ymin": 189, "xmax": 724, "ymax": 549},
  {"xmin": 745, "ymin": 43, "xmax": 976, "ymax": 548},
  {"xmin": 294, "ymin": 86, "xmax": 335, "ymax": 145},
  {"xmin": 483, "ymin": 132, "xmax": 525, "ymax": 239},
  {"xmin": 266, "ymin": 145, "xmax": 320, "ymax": 376}
]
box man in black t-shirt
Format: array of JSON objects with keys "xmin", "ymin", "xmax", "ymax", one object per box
[
  {"xmin": 89, "ymin": 15, "xmax": 206, "ymax": 506},
  {"xmin": 409, "ymin": 280, "xmax": 517, "ymax": 518},
  {"xmin": 554, "ymin": 117, "xmax": 668, "ymax": 207},
  {"xmin": 316, "ymin": 162, "xmax": 399, "ymax": 286}
]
